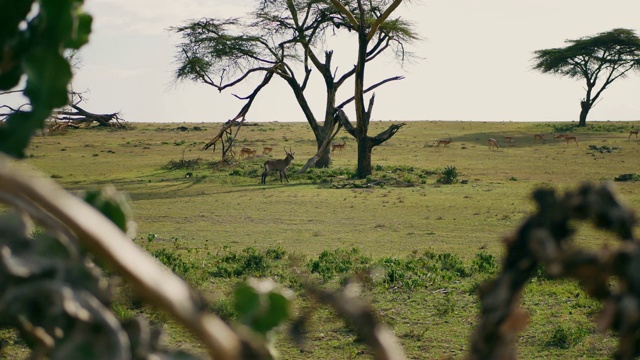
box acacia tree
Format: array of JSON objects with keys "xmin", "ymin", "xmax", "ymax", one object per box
[
  {"xmin": 532, "ymin": 28, "xmax": 640, "ymax": 127},
  {"xmin": 331, "ymin": 0, "xmax": 409, "ymax": 178},
  {"xmin": 171, "ymin": 0, "xmax": 417, "ymax": 167}
]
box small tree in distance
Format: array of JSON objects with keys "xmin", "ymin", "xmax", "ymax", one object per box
[{"xmin": 532, "ymin": 28, "xmax": 640, "ymax": 127}]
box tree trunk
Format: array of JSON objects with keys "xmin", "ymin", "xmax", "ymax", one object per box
[
  {"xmin": 578, "ymin": 100, "xmax": 590, "ymax": 127},
  {"xmin": 356, "ymin": 136, "xmax": 372, "ymax": 178},
  {"xmin": 315, "ymin": 144, "xmax": 331, "ymax": 168}
]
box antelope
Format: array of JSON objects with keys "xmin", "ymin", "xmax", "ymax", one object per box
[
  {"xmin": 262, "ymin": 146, "xmax": 273, "ymax": 155},
  {"xmin": 565, "ymin": 134, "xmax": 579, "ymax": 145},
  {"xmin": 553, "ymin": 133, "xmax": 566, "ymax": 140},
  {"xmin": 331, "ymin": 140, "xmax": 346, "ymax": 153},
  {"xmin": 533, "ymin": 134, "xmax": 545, "ymax": 140},
  {"xmin": 436, "ymin": 139, "xmax": 453, "ymax": 148},
  {"xmin": 239, "ymin": 147, "xmax": 256, "ymax": 158},
  {"xmin": 629, "ymin": 130, "xmax": 639, "ymax": 141},
  {"xmin": 488, "ymin": 138, "xmax": 499, "ymax": 150},
  {"xmin": 261, "ymin": 147, "xmax": 295, "ymax": 184},
  {"xmin": 503, "ymin": 136, "xmax": 514, "ymax": 146}
]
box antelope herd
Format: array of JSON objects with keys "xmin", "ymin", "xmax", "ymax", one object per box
[
  {"xmin": 427, "ymin": 130, "xmax": 640, "ymax": 152},
  {"xmin": 235, "ymin": 129, "xmax": 637, "ymax": 184}
]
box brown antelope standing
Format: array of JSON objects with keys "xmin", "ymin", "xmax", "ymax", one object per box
[
  {"xmin": 629, "ymin": 130, "xmax": 639, "ymax": 141},
  {"xmin": 262, "ymin": 146, "xmax": 273, "ymax": 155},
  {"xmin": 533, "ymin": 134, "xmax": 545, "ymax": 140},
  {"xmin": 261, "ymin": 147, "xmax": 295, "ymax": 184},
  {"xmin": 488, "ymin": 138, "xmax": 499, "ymax": 150},
  {"xmin": 436, "ymin": 139, "xmax": 453, "ymax": 148},
  {"xmin": 564, "ymin": 134, "xmax": 578, "ymax": 145},
  {"xmin": 553, "ymin": 133, "xmax": 566, "ymax": 140},
  {"xmin": 331, "ymin": 140, "xmax": 346, "ymax": 153},
  {"xmin": 503, "ymin": 136, "xmax": 514, "ymax": 146},
  {"xmin": 239, "ymin": 147, "xmax": 256, "ymax": 158}
]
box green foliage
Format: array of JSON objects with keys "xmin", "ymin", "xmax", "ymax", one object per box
[
  {"xmin": 546, "ymin": 324, "xmax": 590, "ymax": 349},
  {"xmin": 437, "ymin": 166, "xmax": 459, "ymax": 184},
  {"xmin": 614, "ymin": 173, "xmax": 640, "ymax": 182},
  {"xmin": 532, "ymin": 28, "xmax": 640, "ymax": 78},
  {"xmin": 433, "ymin": 292, "xmax": 456, "ymax": 316},
  {"xmin": 0, "ymin": 0, "xmax": 92, "ymax": 158},
  {"xmin": 380, "ymin": 251, "xmax": 469, "ymax": 290},
  {"xmin": 151, "ymin": 248, "xmax": 207, "ymax": 286},
  {"xmin": 541, "ymin": 122, "xmax": 633, "ymax": 134},
  {"xmin": 234, "ymin": 279, "xmax": 292, "ymax": 338},
  {"xmin": 209, "ymin": 297, "xmax": 237, "ymax": 322},
  {"xmin": 307, "ymin": 248, "xmax": 372, "ymax": 282},
  {"xmin": 81, "ymin": 186, "xmax": 135, "ymax": 237},
  {"xmin": 209, "ymin": 247, "xmax": 278, "ymax": 278},
  {"xmin": 532, "ymin": 29, "xmax": 640, "ymax": 125},
  {"xmin": 588, "ymin": 145, "xmax": 621, "ymax": 154},
  {"xmin": 470, "ymin": 251, "xmax": 499, "ymax": 274},
  {"xmin": 163, "ymin": 157, "xmax": 203, "ymax": 170}
]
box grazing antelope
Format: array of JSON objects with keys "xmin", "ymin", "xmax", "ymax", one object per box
[
  {"xmin": 629, "ymin": 130, "xmax": 639, "ymax": 141},
  {"xmin": 533, "ymin": 134, "xmax": 545, "ymax": 140},
  {"xmin": 553, "ymin": 133, "xmax": 566, "ymax": 140},
  {"xmin": 436, "ymin": 139, "xmax": 453, "ymax": 148},
  {"xmin": 239, "ymin": 147, "xmax": 257, "ymax": 158},
  {"xmin": 331, "ymin": 140, "xmax": 347, "ymax": 153},
  {"xmin": 261, "ymin": 147, "xmax": 295, "ymax": 184},
  {"xmin": 565, "ymin": 135, "xmax": 579, "ymax": 145},
  {"xmin": 262, "ymin": 146, "xmax": 273, "ymax": 155},
  {"xmin": 503, "ymin": 136, "xmax": 514, "ymax": 146},
  {"xmin": 488, "ymin": 138, "xmax": 499, "ymax": 150}
]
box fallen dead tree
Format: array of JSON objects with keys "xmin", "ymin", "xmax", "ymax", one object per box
[{"xmin": 51, "ymin": 104, "xmax": 128, "ymax": 129}]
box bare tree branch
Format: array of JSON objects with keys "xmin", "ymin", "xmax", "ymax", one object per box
[{"xmin": 0, "ymin": 154, "xmax": 245, "ymax": 360}]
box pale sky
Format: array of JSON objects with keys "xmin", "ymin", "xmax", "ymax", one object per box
[{"xmin": 12, "ymin": 0, "xmax": 640, "ymax": 123}]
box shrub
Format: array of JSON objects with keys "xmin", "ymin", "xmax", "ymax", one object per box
[
  {"xmin": 209, "ymin": 247, "xmax": 274, "ymax": 278},
  {"xmin": 307, "ymin": 248, "xmax": 372, "ymax": 282},
  {"xmin": 437, "ymin": 166, "xmax": 459, "ymax": 184},
  {"xmin": 163, "ymin": 157, "xmax": 202, "ymax": 170},
  {"xmin": 546, "ymin": 324, "xmax": 590, "ymax": 349},
  {"xmin": 614, "ymin": 173, "xmax": 640, "ymax": 182},
  {"xmin": 151, "ymin": 248, "xmax": 206, "ymax": 286},
  {"xmin": 378, "ymin": 251, "xmax": 469, "ymax": 290},
  {"xmin": 471, "ymin": 251, "xmax": 498, "ymax": 274}
]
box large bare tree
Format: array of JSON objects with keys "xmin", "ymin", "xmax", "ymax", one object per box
[
  {"xmin": 171, "ymin": 0, "xmax": 417, "ymax": 167},
  {"xmin": 331, "ymin": 0, "xmax": 409, "ymax": 178}
]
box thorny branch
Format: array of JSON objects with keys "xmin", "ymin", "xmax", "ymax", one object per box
[{"xmin": 467, "ymin": 183, "xmax": 638, "ymax": 360}]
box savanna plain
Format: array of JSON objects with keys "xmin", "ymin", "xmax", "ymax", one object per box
[{"xmin": 4, "ymin": 120, "xmax": 640, "ymax": 359}]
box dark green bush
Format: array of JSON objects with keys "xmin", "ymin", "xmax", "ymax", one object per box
[
  {"xmin": 437, "ymin": 166, "xmax": 459, "ymax": 184},
  {"xmin": 471, "ymin": 251, "xmax": 498, "ymax": 274},
  {"xmin": 307, "ymin": 248, "xmax": 372, "ymax": 282}
]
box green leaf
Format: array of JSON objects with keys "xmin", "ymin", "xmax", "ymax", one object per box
[
  {"xmin": 81, "ymin": 186, "xmax": 136, "ymax": 237},
  {"xmin": 23, "ymin": 49, "xmax": 72, "ymax": 109},
  {"xmin": 66, "ymin": 13, "xmax": 92, "ymax": 49},
  {"xmin": 0, "ymin": 65, "xmax": 24, "ymax": 91},
  {"xmin": 234, "ymin": 279, "xmax": 292, "ymax": 335},
  {"xmin": 234, "ymin": 283, "xmax": 262, "ymax": 319},
  {"xmin": 0, "ymin": 110, "xmax": 49, "ymax": 158}
]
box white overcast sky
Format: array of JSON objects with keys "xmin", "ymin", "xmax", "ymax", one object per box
[{"xmin": 25, "ymin": 0, "xmax": 640, "ymax": 122}]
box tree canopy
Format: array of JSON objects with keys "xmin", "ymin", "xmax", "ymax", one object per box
[
  {"xmin": 171, "ymin": 0, "xmax": 418, "ymax": 169},
  {"xmin": 532, "ymin": 28, "xmax": 640, "ymax": 126}
]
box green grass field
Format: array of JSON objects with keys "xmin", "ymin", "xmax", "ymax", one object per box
[{"xmin": 7, "ymin": 120, "xmax": 640, "ymax": 359}]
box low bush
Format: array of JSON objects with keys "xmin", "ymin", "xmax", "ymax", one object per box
[
  {"xmin": 437, "ymin": 166, "xmax": 459, "ymax": 184},
  {"xmin": 546, "ymin": 324, "xmax": 590, "ymax": 349}
]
